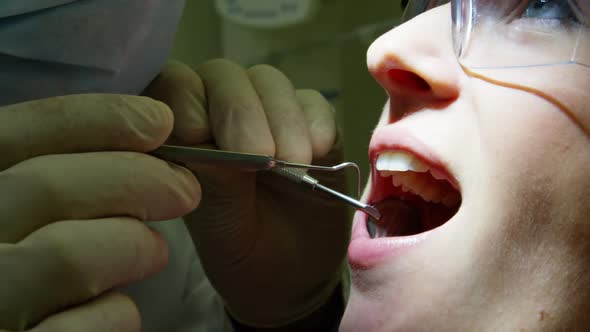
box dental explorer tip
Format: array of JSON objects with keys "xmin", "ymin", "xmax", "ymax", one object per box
[{"xmin": 363, "ymin": 205, "xmax": 381, "ymax": 221}]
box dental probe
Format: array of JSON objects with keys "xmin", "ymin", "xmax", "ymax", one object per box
[
  {"xmin": 152, "ymin": 145, "xmax": 361, "ymax": 178},
  {"xmin": 151, "ymin": 144, "xmax": 278, "ymax": 171},
  {"xmin": 271, "ymin": 167, "xmax": 382, "ymax": 221},
  {"xmin": 152, "ymin": 145, "xmax": 362, "ymax": 191},
  {"xmin": 151, "ymin": 144, "xmax": 379, "ymax": 219}
]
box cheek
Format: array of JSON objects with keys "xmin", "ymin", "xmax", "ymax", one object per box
[
  {"xmin": 472, "ymin": 82, "xmax": 583, "ymax": 242},
  {"xmin": 476, "ymin": 84, "xmax": 570, "ymax": 180}
]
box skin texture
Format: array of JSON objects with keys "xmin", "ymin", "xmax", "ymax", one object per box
[{"xmin": 342, "ymin": 5, "xmax": 590, "ymax": 331}]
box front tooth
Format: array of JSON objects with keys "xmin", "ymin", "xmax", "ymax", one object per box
[{"xmin": 376, "ymin": 151, "xmax": 429, "ymax": 172}]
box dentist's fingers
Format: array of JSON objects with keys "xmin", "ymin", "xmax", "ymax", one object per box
[
  {"xmin": 0, "ymin": 94, "xmax": 173, "ymax": 171},
  {"xmin": 295, "ymin": 89, "xmax": 337, "ymax": 159},
  {"xmin": 30, "ymin": 292, "xmax": 140, "ymax": 332},
  {"xmin": 196, "ymin": 59, "xmax": 275, "ymax": 156},
  {"xmin": 0, "ymin": 152, "xmax": 200, "ymax": 243},
  {"xmin": 0, "ymin": 218, "xmax": 166, "ymax": 330},
  {"xmin": 247, "ymin": 65, "xmax": 313, "ymax": 164},
  {"xmin": 144, "ymin": 61, "xmax": 210, "ymax": 144}
]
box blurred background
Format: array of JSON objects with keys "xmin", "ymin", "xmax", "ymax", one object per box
[{"xmin": 171, "ymin": 0, "xmax": 404, "ymax": 193}]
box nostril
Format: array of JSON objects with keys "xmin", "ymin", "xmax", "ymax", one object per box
[{"xmin": 387, "ymin": 69, "xmax": 431, "ymax": 92}]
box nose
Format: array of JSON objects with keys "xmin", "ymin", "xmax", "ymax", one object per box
[{"xmin": 367, "ymin": 5, "xmax": 461, "ymax": 121}]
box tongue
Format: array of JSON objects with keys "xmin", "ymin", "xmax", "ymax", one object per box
[{"xmin": 368, "ymin": 198, "xmax": 420, "ymax": 237}]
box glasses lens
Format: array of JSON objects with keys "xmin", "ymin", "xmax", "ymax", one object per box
[
  {"xmin": 451, "ymin": 0, "xmax": 470, "ymax": 58},
  {"xmin": 454, "ymin": 0, "xmax": 590, "ymax": 69}
]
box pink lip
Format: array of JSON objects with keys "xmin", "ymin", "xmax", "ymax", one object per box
[
  {"xmin": 348, "ymin": 210, "xmax": 431, "ymax": 269},
  {"xmin": 347, "ymin": 126, "xmax": 458, "ymax": 269}
]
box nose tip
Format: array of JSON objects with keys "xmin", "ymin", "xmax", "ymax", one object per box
[
  {"xmin": 368, "ymin": 54, "xmax": 459, "ymax": 105},
  {"xmin": 366, "ymin": 4, "xmax": 460, "ymax": 106}
]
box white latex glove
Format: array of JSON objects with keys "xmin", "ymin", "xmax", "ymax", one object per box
[
  {"xmin": 0, "ymin": 94, "xmax": 200, "ymax": 331},
  {"xmin": 145, "ymin": 60, "xmax": 351, "ymax": 328}
]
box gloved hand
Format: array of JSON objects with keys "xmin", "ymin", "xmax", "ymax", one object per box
[
  {"xmin": 0, "ymin": 94, "xmax": 200, "ymax": 331},
  {"xmin": 145, "ymin": 60, "xmax": 352, "ymax": 328}
]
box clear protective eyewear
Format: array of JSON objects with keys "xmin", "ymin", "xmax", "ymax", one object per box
[
  {"xmin": 403, "ymin": 0, "xmax": 590, "ymax": 69},
  {"xmin": 402, "ymin": 0, "xmax": 590, "ymax": 136}
]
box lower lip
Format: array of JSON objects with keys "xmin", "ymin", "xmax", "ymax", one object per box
[{"xmin": 348, "ymin": 210, "xmax": 432, "ymax": 269}]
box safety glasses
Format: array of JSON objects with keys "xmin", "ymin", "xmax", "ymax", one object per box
[
  {"xmin": 400, "ymin": 0, "xmax": 590, "ymax": 139},
  {"xmin": 403, "ymin": 0, "xmax": 590, "ymax": 69}
]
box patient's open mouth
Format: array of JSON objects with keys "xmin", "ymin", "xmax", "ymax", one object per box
[{"xmin": 367, "ymin": 151, "xmax": 461, "ymax": 238}]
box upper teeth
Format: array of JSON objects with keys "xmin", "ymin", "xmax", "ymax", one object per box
[
  {"xmin": 376, "ymin": 151, "xmax": 429, "ymax": 173},
  {"xmin": 375, "ymin": 150, "xmax": 460, "ymax": 207}
]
